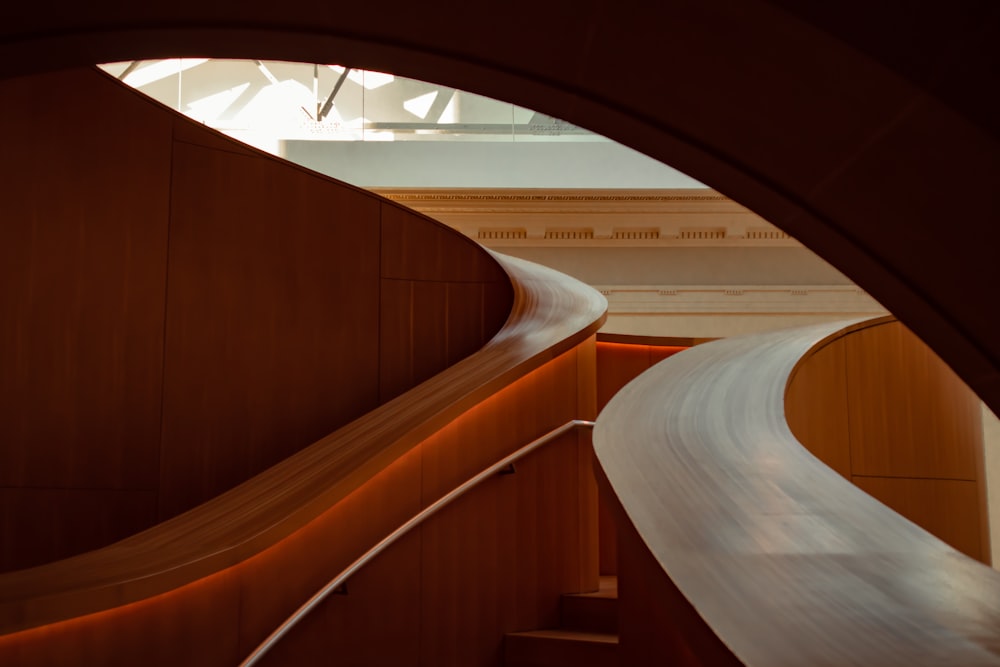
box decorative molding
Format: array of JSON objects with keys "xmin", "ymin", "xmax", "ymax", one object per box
[
  {"xmin": 375, "ymin": 188, "xmax": 728, "ymax": 204},
  {"xmin": 596, "ymin": 285, "xmax": 887, "ymax": 316},
  {"xmin": 478, "ymin": 229, "xmax": 527, "ymax": 240},
  {"xmin": 372, "ymin": 187, "xmax": 802, "ymax": 248},
  {"xmin": 545, "ymin": 229, "xmax": 594, "ymax": 240}
]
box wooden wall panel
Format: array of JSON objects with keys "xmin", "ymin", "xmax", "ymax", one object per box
[
  {"xmin": 237, "ymin": 344, "xmax": 597, "ymax": 667},
  {"xmin": 595, "ymin": 339, "xmax": 687, "ymax": 575},
  {"xmin": 0, "ymin": 70, "xmax": 169, "ymax": 493},
  {"xmin": 853, "ymin": 476, "xmax": 983, "ymax": 560},
  {"xmin": 419, "ymin": 478, "xmax": 518, "ymax": 666},
  {"xmin": 483, "ymin": 279, "xmax": 514, "ymax": 342},
  {"xmin": 380, "ymin": 202, "xmax": 498, "ymax": 283},
  {"xmin": 379, "ymin": 279, "xmax": 415, "ymax": 403},
  {"xmin": 259, "ymin": 532, "xmax": 423, "ymax": 667},
  {"xmin": 0, "ymin": 65, "xmax": 512, "ymax": 570},
  {"xmin": 0, "ymin": 489, "xmax": 157, "ymax": 572},
  {"xmin": 0, "ymin": 248, "xmax": 600, "ymax": 664},
  {"xmin": 596, "ymin": 343, "xmax": 651, "ymax": 414},
  {"xmin": 420, "ymin": 348, "xmax": 581, "ymax": 503},
  {"xmin": 159, "ymin": 141, "xmax": 383, "ymax": 519},
  {"xmin": 787, "ymin": 319, "xmax": 990, "ymax": 564},
  {"xmin": 447, "ymin": 281, "xmax": 486, "ymax": 365},
  {"xmin": 845, "ymin": 322, "xmax": 980, "ymax": 480},
  {"xmin": 0, "ymin": 69, "xmax": 170, "ymax": 571},
  {"xmin": 412, "ymin": 281, "xmax": 450, "ymax": 386},
  {"xmin": 241, "ymin": 445, "xmax": 424, "ymax": 664},
  {"xmin": 1, "ymin": 567, "xmax": 243, "ymax": 667},
  {"xmin": 784, "ymin": 337, "xmax": 852, "ymax": 478}
]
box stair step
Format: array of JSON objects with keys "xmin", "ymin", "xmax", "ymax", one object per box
[
  {"xmin": 504, "ymin": 629, "xmax": 618, "ymax": 667},
  {"xmin": 561, "ymin": 576, "xmax": 618, "ymax": 633}
]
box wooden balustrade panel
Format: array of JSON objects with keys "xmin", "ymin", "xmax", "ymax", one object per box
[
  {"xmin": 0, "ymin": 253, "xmax": 607, "ymax": 664},
  {"xmin": 595, "ymin": 337, "xmax": 689, "ymax": 576},
  {"xmin": 0, "ymin": 68, "xmax": 171, "ymax": 573},
  {"xmin": 784, "ymin": 336, "xmax": 852, "ymax": 478},
  {"xmin": 595, "ymin": 319, "xmax": 1000, "ymax": 666},
  {"xmin": 259, "ymin": 344, "xmax": 598, "ymax": 667},
  {"xmin": 787, "ymin": 319, "xmax": 990, "ymax": 563},
  {"xmin": 0, "ymin": 66, "xmax": 512, "ymax": 570}
]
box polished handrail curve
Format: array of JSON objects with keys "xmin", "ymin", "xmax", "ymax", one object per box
[
  {"xmin": 594, "ymin": 317, "xmax": 1000, "ymax": 665},
  {"xmin": 241, "ymin": 419, "xmax": 595, "ymax": 667}
]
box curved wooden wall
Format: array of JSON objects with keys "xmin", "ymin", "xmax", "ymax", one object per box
[
  {"xmin": 595, "ymin": 319, "xmax": 1000, "ymax": 665},
  {"xmin": 595, "ymin": 334, "xmax": 691, "ymax": 576},
  {"xmin": 0, "ymin": 250, "xmax": 606, "ymax": 665},
  {"xmin": 0, "ymin": 67, "xmax": 512, "ymax": 573},
  {"xmin": 787, "ymin": 318, "xmax": 990, "ymax": 563}
]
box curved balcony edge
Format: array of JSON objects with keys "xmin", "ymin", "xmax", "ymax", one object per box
[{"xmin": 594, "ymin": 316, "xmax": 1000, "ymax": 665}]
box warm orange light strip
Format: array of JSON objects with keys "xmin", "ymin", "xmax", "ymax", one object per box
[{"xmin": 0, "ymin": 343, "xmax": 591, "ymax": 664}]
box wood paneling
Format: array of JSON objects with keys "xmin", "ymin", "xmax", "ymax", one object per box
[
  {"xmin": 853, "ymin": 475, "xmax": 983, "ymax": 560},
  {"xmin": 0, "ymin": 251, "xmax": 605, "ymax": 664},
  {"xmin": 379, "ymin": 278, "xmax": 415, "ymax": 403},
  {"xmin": 845, "ymin": 322, "xmax": 981, "ymax": 480},
  {"xmin": 0, "ymin": 489, "xmax": 157, "ymax": 572},
  {"xmin": 1, "ymin": 567, "xmax": 243, "ymax": 667},
  {"xmin": 0, "ymin": 69, "xmax": 170, "ymax": 495},
  {"xmin": 595, "ymin": 339, "xmax": 688, "ymax": 575},
  {"xmin": 240, "ymin": 444, "xmax": 425, "ymax": 664},
  {"xmin": 0, "ymin": 69, "xmax": 170, "ymax": 571},
  {"xmin": 0, "ymin": 67, "xmax": 515, "ymax": 570},
  {"xmin": 788, "ymin": 319, "xmax": 989, "ymax": 562},
  {"xmin": 447, "ymin": 281, "xmax": 486, "ymax": 364},
  {"xmin": 380, "ymin": 202, "xmax": 498, "ymax": 283},
  {"xmin": 596, "ymin": 343, "xmax": 651, "ymax": 415},
  {"xmin": 411, "ymin": 280, "xmax": 450, "ymax": 386},
  {"xmin": 159, "ymin": 141, "xmax": 383, "ymax": 519},
  {"xmin": 784, "ymin": 337, "xmax": 852, "ymax": 478}
]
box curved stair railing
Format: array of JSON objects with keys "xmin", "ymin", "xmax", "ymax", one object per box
[
  {"xmin": 594, "ymin": 317, "xmax": 1000, "ymax": 665},
  {"xmin": 240, "ymin": 419, "xmax": 595, "ymax": 667}
]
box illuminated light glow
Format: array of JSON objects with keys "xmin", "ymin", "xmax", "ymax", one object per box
[
  {"xmin": 351, "ymin": 69, "xmax": 394, "ymax": 90},
  {"xmin": 0, "ymin": 343, "xmax": 589, "ymax": 663},
  {"xmin": 185, "ymin": 83, "xmax": 250, "ymax": 123},
  {"xmin": 438, "ymin": 92, "xmax": 458, "ymax": 123},
  {"xmin": 236, "ymin": 79, "xmax": 314, "ymax": 128},
  {"xmin": 123, "ymin": 58, "xmax": 208, "ymax": 88},
  {"xmin": 402, "ymin": 91, "xmax": 438, "ymax": 119}
]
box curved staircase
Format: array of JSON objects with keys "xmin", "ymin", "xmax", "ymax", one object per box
[{"xmin": 505, "ymin": 576, "xmax": 619, "ymax": 667}]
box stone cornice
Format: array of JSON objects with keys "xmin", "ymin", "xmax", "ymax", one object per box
[
  {"xmin": 596, "ymin": 285, "xmax": 886, "ymax": 315},
  {"xmin": 373, "ymin": 187, "xmax": 799, "ymax": 247},
  {"xmin": 375, "ymin": 188, "xmax": 729, "ymax": 205}
]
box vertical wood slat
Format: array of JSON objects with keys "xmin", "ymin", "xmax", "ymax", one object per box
[
  {"xmin": 0, "ymin": 68, "xmax": 170, "ymax": 571},
  {"xmin": 787, "ymin": 320, "xmax": 989, "ymax": 563},
  {"xmin": 595, "ymin": 340, "xmax": 688, "ymax": 576},
  {"xmin": 784, "ymin": 338, "xmax": 852, "ymax": 479},
  {"xmin": 844, "ymin": 322, "xmax": 980, "ymax": 480},
  {"xmin": 159, "ymin": 139, "xmax": 383, "ymax": 520},
  {"xmin": 253, "ymin": 345, "xmax": 600, "ymax": 667},
  {"xmin": 0, "ymin": 66, "xmax": 514, "ymax": 571}
]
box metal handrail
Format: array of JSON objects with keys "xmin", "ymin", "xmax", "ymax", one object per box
[{"xmin": 240, "ymin": 419, "xmax": 595, "ymax": 666}]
